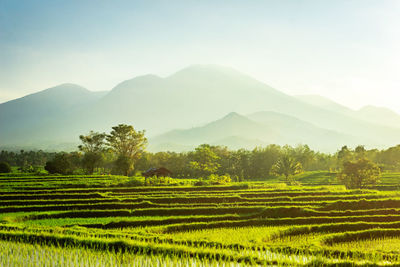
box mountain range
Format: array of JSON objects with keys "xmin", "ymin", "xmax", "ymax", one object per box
[{"xmin": 1, "ymin": 64, "xmax": 400, "ymax": 152}]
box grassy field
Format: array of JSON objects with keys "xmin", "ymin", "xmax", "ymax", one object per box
[{"xmin": 1, "ymin": 173, "xmax": 400, "ymax": 266}]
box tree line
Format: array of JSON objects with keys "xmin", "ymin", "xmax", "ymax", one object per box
[{"xmin": 0, "ymin": 124, "xmax": 397, "ymax": 184}]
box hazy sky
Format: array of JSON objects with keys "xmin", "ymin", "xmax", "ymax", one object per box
[{"xmin": 1, "ymin": 0, "xmax": 399, "ymax": 112}]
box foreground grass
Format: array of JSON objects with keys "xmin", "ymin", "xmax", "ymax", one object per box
[
  {"xmin": 2, "ymin": 174, "xmax": 400, "ymax": 266},
  {"xmin": 0, "ymin": 240, "xmax": 251, "ymax": 267}
]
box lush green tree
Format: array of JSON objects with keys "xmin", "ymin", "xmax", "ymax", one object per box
[
  {"xmin": 224, "ymin": 150, "xmax": 245, "ymax": 179},
  {"xmin": 0, "ymin": 162, "xmax": 11, "ymax": 173},
  {"xmin": 249, "ymin": 145, "xmax": 282, "ymax": 179},
  {"xmin": 16, "ymin": 150, "xmax": 28, "ymax": 171},
  {"xmin": 101, "ymin": 150, "xmax": 117, "ymax": 174},
  {"xmin": 354, "ymin": 145, "xmax": 366, "ymax": 159},
  {"xmin": 0, "ymin": 150, "xmax": 53, "ymax": 168},
  {"xmin": 338, "ymin": 158, "xmax": 381, "ymax": 189},
  {"xmin": 210, "ymin": 146, "xmax": 230, "ymax": 176},
  {"xmin": 271, "ymin": 154, "xmax": 303, "ymax": 184},
  {"xmin": 376, "ymin": 145, "xmax": 400, "ymax": 170},
  {"xmin": 189, "ymin": 144, "xmax": 221, "ymax": 177},
  {"xmin": 8, "ymin": 141, "xmax": 400, "ymax": 178},
  {"xmin": 106, "ymin": 124, "xmax": 147, "ymax": 175},
  {"xmin": 81, "ymin": 152, "xmax": 104, "ymax": 174},
  {"xmin": 69, "ymin": 152, "xmax": 83, "ymax": 171},
  {"xmin": 44, "ymin": 153, "xmax": 76, "ymax": 175},
  {"xmin": 289, "ymin": 145, "xmax": 316, "ymax": 171},
  {"xmin": 365, "ymin": 148, "xmax": 379, "ymax": 165},
  {"xmin": 235, "ymin": 149, "xmax": 252, "ymax": 180},
  {"xmin": 112, "ymin": 155, "xmax": 132, "ymax": 176},
  {"xmin": 79, "ymin": 131, "xmax": 106, "ymax": 174},
  {"xmin": 337, "ymin": 145, "xmax": 353, "ymax": 168},
  {"xmin": 79, "ymin": 131, "xmax": 106, "ymax": 152}
]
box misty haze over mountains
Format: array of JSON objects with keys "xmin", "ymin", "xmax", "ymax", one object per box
[{"xmin": 1, "ymin": 65, "xmax": 400, "ymax": 152}]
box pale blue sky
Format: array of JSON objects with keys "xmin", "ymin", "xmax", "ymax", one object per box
[{"xmin": 1, "ymin": 0, "xmax": 399, "ymax": 112}]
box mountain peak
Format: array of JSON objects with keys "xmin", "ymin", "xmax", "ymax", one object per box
[
  {"xmin": 0, "ymin": 84, "xmax": 91, "ymax": 105},
  {"xmin": 180, "ymin": 64, "xmax": 240, "ymax": 72},
  {"xmin": 169, "ymin": 64, "xmax": 252, "ymax": 81},
  {"xmin": 54, "ymin": 83, "xmax": 86, "ymax": 88},
  {"xmin": 41, "ymin": 83, "xmax": 90, "ymax": 94},
  {"xmin": 223, "ymin": 112, "xmax": 242, "ymax": 119},
  {"xmin": 110, "ymin": 74, "xmax": 162, "ymax": 93},
  {"xmin": 131, "ymin": 74, "xmax": 161, "ymax": 81},
  {"xmin": 212, "ymin": 112, "xmax": 256, "ymax": 128}
]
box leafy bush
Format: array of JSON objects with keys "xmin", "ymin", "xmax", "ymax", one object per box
[
  {"xmin": 44, "ymin": 153, "xmax": 75, "ymax": 175},
  {"xmin": 194, "ymin": 179, "xmax": 209, "ymax": 186},
  {"xmin": 0, "ymin": 162, "xmax": 11, "ymax": 173},
  {"xmin": 338, "ymin": 158, "xmax": 381, "ymax": 189},
  {"xmin": 145, "ymin": 176, "xmax": 177, "ymax": 186},
  {"xmin": 119, "ymin": 177, "xmax": 144, "ymax": 187},
  {"xmin": 208, "ymin": 174, "xmax": 231, "ymax": 185}
]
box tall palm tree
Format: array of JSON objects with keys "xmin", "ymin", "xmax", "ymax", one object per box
[{"xmin": 271, "ymin": 154, "xmax": 303, "ymax": 184}]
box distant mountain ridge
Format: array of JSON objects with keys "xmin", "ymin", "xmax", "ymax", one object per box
[
  {"xmin": 0, "ymin": 83, "xmax": 104, "ymax": 145},
  {"xmin": 150, "ymin": 111, "xmax": 363, "ymax": 152},
  {"xmin": 296, "ymin": 94, "xmax": 400, "ymax": 128},
  {"xmin": 296, "ymin": 95, "xmax": 352, "ymax": 115},
  {"xmin": 1, "ymin": 65, "xmax": 400, "ymax": 152}
]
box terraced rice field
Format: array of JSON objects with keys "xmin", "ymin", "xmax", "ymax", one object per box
[{"xmin": 1, "ymin": 175, "xmax": 400, "ymax": 266}]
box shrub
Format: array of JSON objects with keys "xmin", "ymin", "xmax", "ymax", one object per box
[
  {"xmin": 119, "ymin": 177, "xmax": 144, "ymax": 187},
  {"xmin": 0, "ymin": 162, "xmax": 11, "ymax": 173},
  {"xmin": 44, "ymin": 153, "xmax": 74, "ymax": 175},
  {"xmin": 208, "ymin": 174, "xmax": 231, "ymax": 185},
  {"xmin": 194, "ymin": 179, "xmax": 209, "ymax": 186},
  {"xmin": 112, "ymin": 155, "xmax": 132, "ymax": 176},
  {"xmin": 338, "ymin": 158, "xmax": 381, "ymax": 189},
  {"xmin": 144, "ymin": 176, "xmax": 169, "ymax": 186}
]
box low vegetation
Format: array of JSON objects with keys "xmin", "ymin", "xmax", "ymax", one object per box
[{"xmin": 1, "ymin": 173, "xmax": 400, "ymax": 266}]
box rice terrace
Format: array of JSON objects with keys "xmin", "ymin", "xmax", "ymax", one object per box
[
  {"xmin": 1, "ymin": 170, "xmax": 400, "ymax": 266},
  {"xmin": 2, "ymin": 1, "xmax": 400, "ymax": 266}
]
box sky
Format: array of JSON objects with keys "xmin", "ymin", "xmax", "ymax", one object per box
[{"xmin": 1, "ymin": 0, "xmax": 399, "ymax": 112}]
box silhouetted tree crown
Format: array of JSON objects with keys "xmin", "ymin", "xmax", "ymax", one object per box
[
  {"xmin": 338, "ymin": 158, "xmax": 381, "ymax": 189},
  {"xmin": 106, "ymin": 124, "xmax": 147, "ymax": 175},
  {"xmin": 0, "ymin": 162, "xmax": 11, "ymax": 173},
  {"xmin": 271, "ymin": 154, "xmax": 303, "ymax": 184}
]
